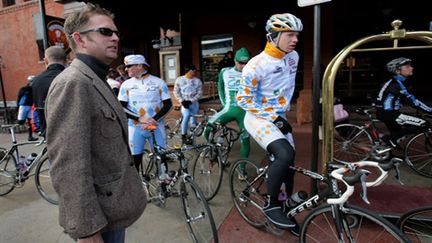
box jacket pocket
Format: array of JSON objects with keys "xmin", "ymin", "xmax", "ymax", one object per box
[
  {"xmin": 94, "ymin": 172, "xmax": 123, "ymax": 214},
  {"xmin": 100, "ymin": 107, "xmax": 121, "ymax": 138}
]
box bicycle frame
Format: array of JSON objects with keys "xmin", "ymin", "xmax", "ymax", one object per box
[{"xmin": 0, "ymin": 127, "xmax": 46, "ymax": 179}]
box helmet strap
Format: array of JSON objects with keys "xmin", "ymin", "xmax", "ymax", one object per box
[{"xmin": 273, "ymin": 32, "xmax": 289, "ymax": 54}]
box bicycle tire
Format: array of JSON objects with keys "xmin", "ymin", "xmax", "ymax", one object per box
[
  {"xmin": 334, "ymin": 123, "xmax": 374, "ymax": 163},
  {"xmin": 404, "ymin": 131, "xmax": 432, "ymax": 178},
  {"xmin": 397, "ymin": 206, "xmax": 432, "ymax": 243},
  {"xmin": 192, "ymin": 145, "xmax": 223, "ymax": 201},
  {"xmin": 180, "ymin": 176, "xmax": 219, "ymax": 243},
  {"xmin": 141, "ymin": 151, "xmax": 166, "ymax": 207},
  {"xmin": 165, "ymin": 118, "xmax": 182, "ymax": 149},
  {"xmin": 229, "ymin": 159, "xmax": 267, "ymax": 228},
  {"xmin": 34, "ymin": 156, "xmax": 58, "ymax": 205},
  {"xmin": 0, "ymin": 151, "xmax": 16, "ymax": 196},
  {"xmin": 300, "ymin": 204, "xmax": 409, "ymax": 243}
]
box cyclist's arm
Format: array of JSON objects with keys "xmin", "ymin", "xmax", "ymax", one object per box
[
  {"xmin": 120, "ymin": 101, "xmax": 139, "ymax": 121},
  {"xmin": 398, "ymin": 83, "xmax": 432, "ymax": 112},
  {"xmin": 153, "ymin": 99, "xmax": 172, "ymax": 122},
  {"xmin": 403, "ymin": 93, "xmax": 432, "ymax": 113},
  {"xmin": 190, "ymin": 79, "xmax": 202, "ymax": 102},
  {"xmin": 173, "ymin": 78, "xmax": 183, "ymax": 102},
  {"xmin": 218, "ymin": 69, "xmax": 226, "ymax": 106}
]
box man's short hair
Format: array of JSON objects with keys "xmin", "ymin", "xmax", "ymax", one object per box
[
  {"xmin": 64, "ymin": 3, "xmax": 114, "ymax": 51},
  {"xmin": 45, "ymin": 46, "xmax": 66, "ymax": 63}
]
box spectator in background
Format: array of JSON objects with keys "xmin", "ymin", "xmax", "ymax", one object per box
[
  {"xmin": 106, "ymin": 68, "xmax": 121, "ymax": 95},
  {"xmin": 174, "ymin": 64, "xmax": 202, "ymax": 145},
  {"xmin": 116, "ymin": 64, "xmax": 129, "ymax": 83},
  {"xmin": 17, "ymin": 75, "xmax": 38, "ymax": 141},
  {"xmin": 218, "ymin": 50, "xmax": 235, "ymax": 71},
  {"xmin": 32, "ymin": 45, "xmax": 67, "ymax": 136}
]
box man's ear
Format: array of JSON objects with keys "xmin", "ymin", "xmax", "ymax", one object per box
[{"xmin": 71, "ymin": 32, "xmax": 86, "ymax": 49}]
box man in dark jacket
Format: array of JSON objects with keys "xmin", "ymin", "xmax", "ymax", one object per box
[
  {"xmin": 17, "ymin": 76, "xmax": 37, "ymax": 141},
  {"xmin": 32, "ymin": 45, "xmax": 67, "ymax": 135}
]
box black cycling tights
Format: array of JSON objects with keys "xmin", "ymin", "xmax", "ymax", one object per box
[
  {"xmin": 266, "ymin": 138, "xmax": 295, "ymax": 204},
  {"xmin": 133, "ymin": 154, "xmax": 143, "ymax": 172}
]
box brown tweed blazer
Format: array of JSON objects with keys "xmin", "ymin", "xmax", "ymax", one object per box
[{"xmin": 46, "ymin": 58, "xmax": 146, "ymax": 239}]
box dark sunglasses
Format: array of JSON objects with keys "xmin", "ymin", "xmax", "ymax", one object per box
[
  {"xmin": 79, "ymin": 27, "xmax": 120, "ymax": 38},
  {"xmin": 125, "ymin": 64, "xmax": 138, "ymax": 69}
]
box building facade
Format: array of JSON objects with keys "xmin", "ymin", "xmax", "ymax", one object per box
[{"xmin": 1, "ymin": 0, "xmax": 430, "ymax": 121}]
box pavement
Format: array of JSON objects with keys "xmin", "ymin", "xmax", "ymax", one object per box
[{"xmin": 0, "ymin": 99, "xmax": 431, "ymax": 243}]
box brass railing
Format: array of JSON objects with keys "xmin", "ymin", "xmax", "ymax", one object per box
[{"xmin": 321, "ymin": 20, "xmax": 432, "ymax": 169}]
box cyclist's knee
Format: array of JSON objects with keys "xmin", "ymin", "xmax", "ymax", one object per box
[{"xmin": 267, "ymin": 139, "xmax": 295, "ymax": 165}]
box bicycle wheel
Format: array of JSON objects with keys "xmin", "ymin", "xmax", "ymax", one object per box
[
  {"xmin": 404, "ymin": 132, "xmax": 432, "ymax": 178},
  {"xmin": 334, "ymin": 124, "xmax": 374, "ymax": 163},
  {"xmin": 141, "ymin": 152, "xmax": 165, "ymax": 207},
  {"xmin": 300, "ymin": 204, "xmax": 409, "ymax": 243},
  {"xmin": 192, "ymin": 145, "xmax": 223, "ymax": 201},
  {"xmin": 165, "ymin": 118, "xmax": 182, "ymax": 149},
  {"xmin": 34, "ymin": 156, "xmax": 58, "ymax": 205},
  {"xmin": 229, "ymin": 159, "xmax": 267, "ymax": 228},
  {"xmin": 180, "ymin": 176, "xmax": 218, "ymax": 243},
  {"xmin": 397, "ymin": 206, "xmax": 432, "ymax": 243},
  {"xmin": 0, "ymin": 150, "xmax": 16, "ymax": 196}
]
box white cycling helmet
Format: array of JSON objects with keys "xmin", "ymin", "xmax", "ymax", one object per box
[
  {"xmin": 386, "ymin": 57, "xmax": 411, "ymax": 74},
  {"xmin": 266, "ymin": 13, "xmax": 303, "ymax": 33}
]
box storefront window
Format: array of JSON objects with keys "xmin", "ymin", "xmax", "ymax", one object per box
[
  {"xmin": 200, "ymin": 34, "xmax": 233, "ymax": 82},
  {"xmin": 3, "ymin": 0, "xmax": 15, "ymax": 7}
]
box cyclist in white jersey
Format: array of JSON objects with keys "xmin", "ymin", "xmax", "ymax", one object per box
[
  {"xmin": 173, "ymin": 64, "xmax": 202, "ymax": 145},
  {"xmin": 118, "ymin": 54, "xmax": 172, "ymax": 171},
  {"xmin": 236, "ymin": 13, "xmax": 302, "ymax": 231}
]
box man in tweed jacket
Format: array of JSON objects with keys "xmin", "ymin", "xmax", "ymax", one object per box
[{"xmin": 45, "ymin": 3, "xmax": 146, "ymax": 242}]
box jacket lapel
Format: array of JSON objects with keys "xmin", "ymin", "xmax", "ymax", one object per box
[{"xmin": 72, "ymin": 60, "xmax": 129, "ymax": 140}]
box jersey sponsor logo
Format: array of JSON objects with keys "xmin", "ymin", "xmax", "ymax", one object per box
[
  {"xmin": 396, "ymin": 114, "xmax": 426, "ymax": 126},
  {"xmin": 288, "ymin": 57, "xmax": 296, "ymax": 66},
  {"xmin": 273, "ymin": 66, "xmax": 283, "ymax": 74}
]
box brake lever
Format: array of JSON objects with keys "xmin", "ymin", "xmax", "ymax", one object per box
[{"xmin": 359, "ymin": 170, "xmax": 370, "ymax": 204}]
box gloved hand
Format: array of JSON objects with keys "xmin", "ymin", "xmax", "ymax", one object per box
[
  {"xmin": 181, "ymin": 100, "xmax": 192, "ymax": 109},
  {"xmin": 272, "ymin": 116, "xmax": 292, "ymax": 135}
]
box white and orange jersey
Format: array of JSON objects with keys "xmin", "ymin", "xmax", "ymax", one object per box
[
  {"xmin": 236, "ymin": 42, "xmax": 299, "ymax": 121},
  {"xmin": 118, "ymin": 74, "xmax": 171, "ymax": 120}
]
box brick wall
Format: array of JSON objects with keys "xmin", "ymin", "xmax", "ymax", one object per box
[{"xmin": 0, "ymin": 0, "xmax": 64, "ymax": 105}]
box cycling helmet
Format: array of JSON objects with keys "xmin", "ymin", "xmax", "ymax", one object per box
[
  {"xmin": 265, "ymin": 13, "xmax": 303, "ymax": 33},
  {"xmin": 386, "ymin": 57, "xmax": 411, "ymax": 74}
]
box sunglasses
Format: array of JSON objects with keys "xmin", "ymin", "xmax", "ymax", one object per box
[
  {"xmin": 125, "ymin": 64, "xmax": 138, "ymax": 69},
  {"xmin": 238, "ymin": 61, "xmax": 248, "ymax": 65},
  {"xmin": 79, "ymin": 27, "xmax": 120, "ymax": 38}
]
